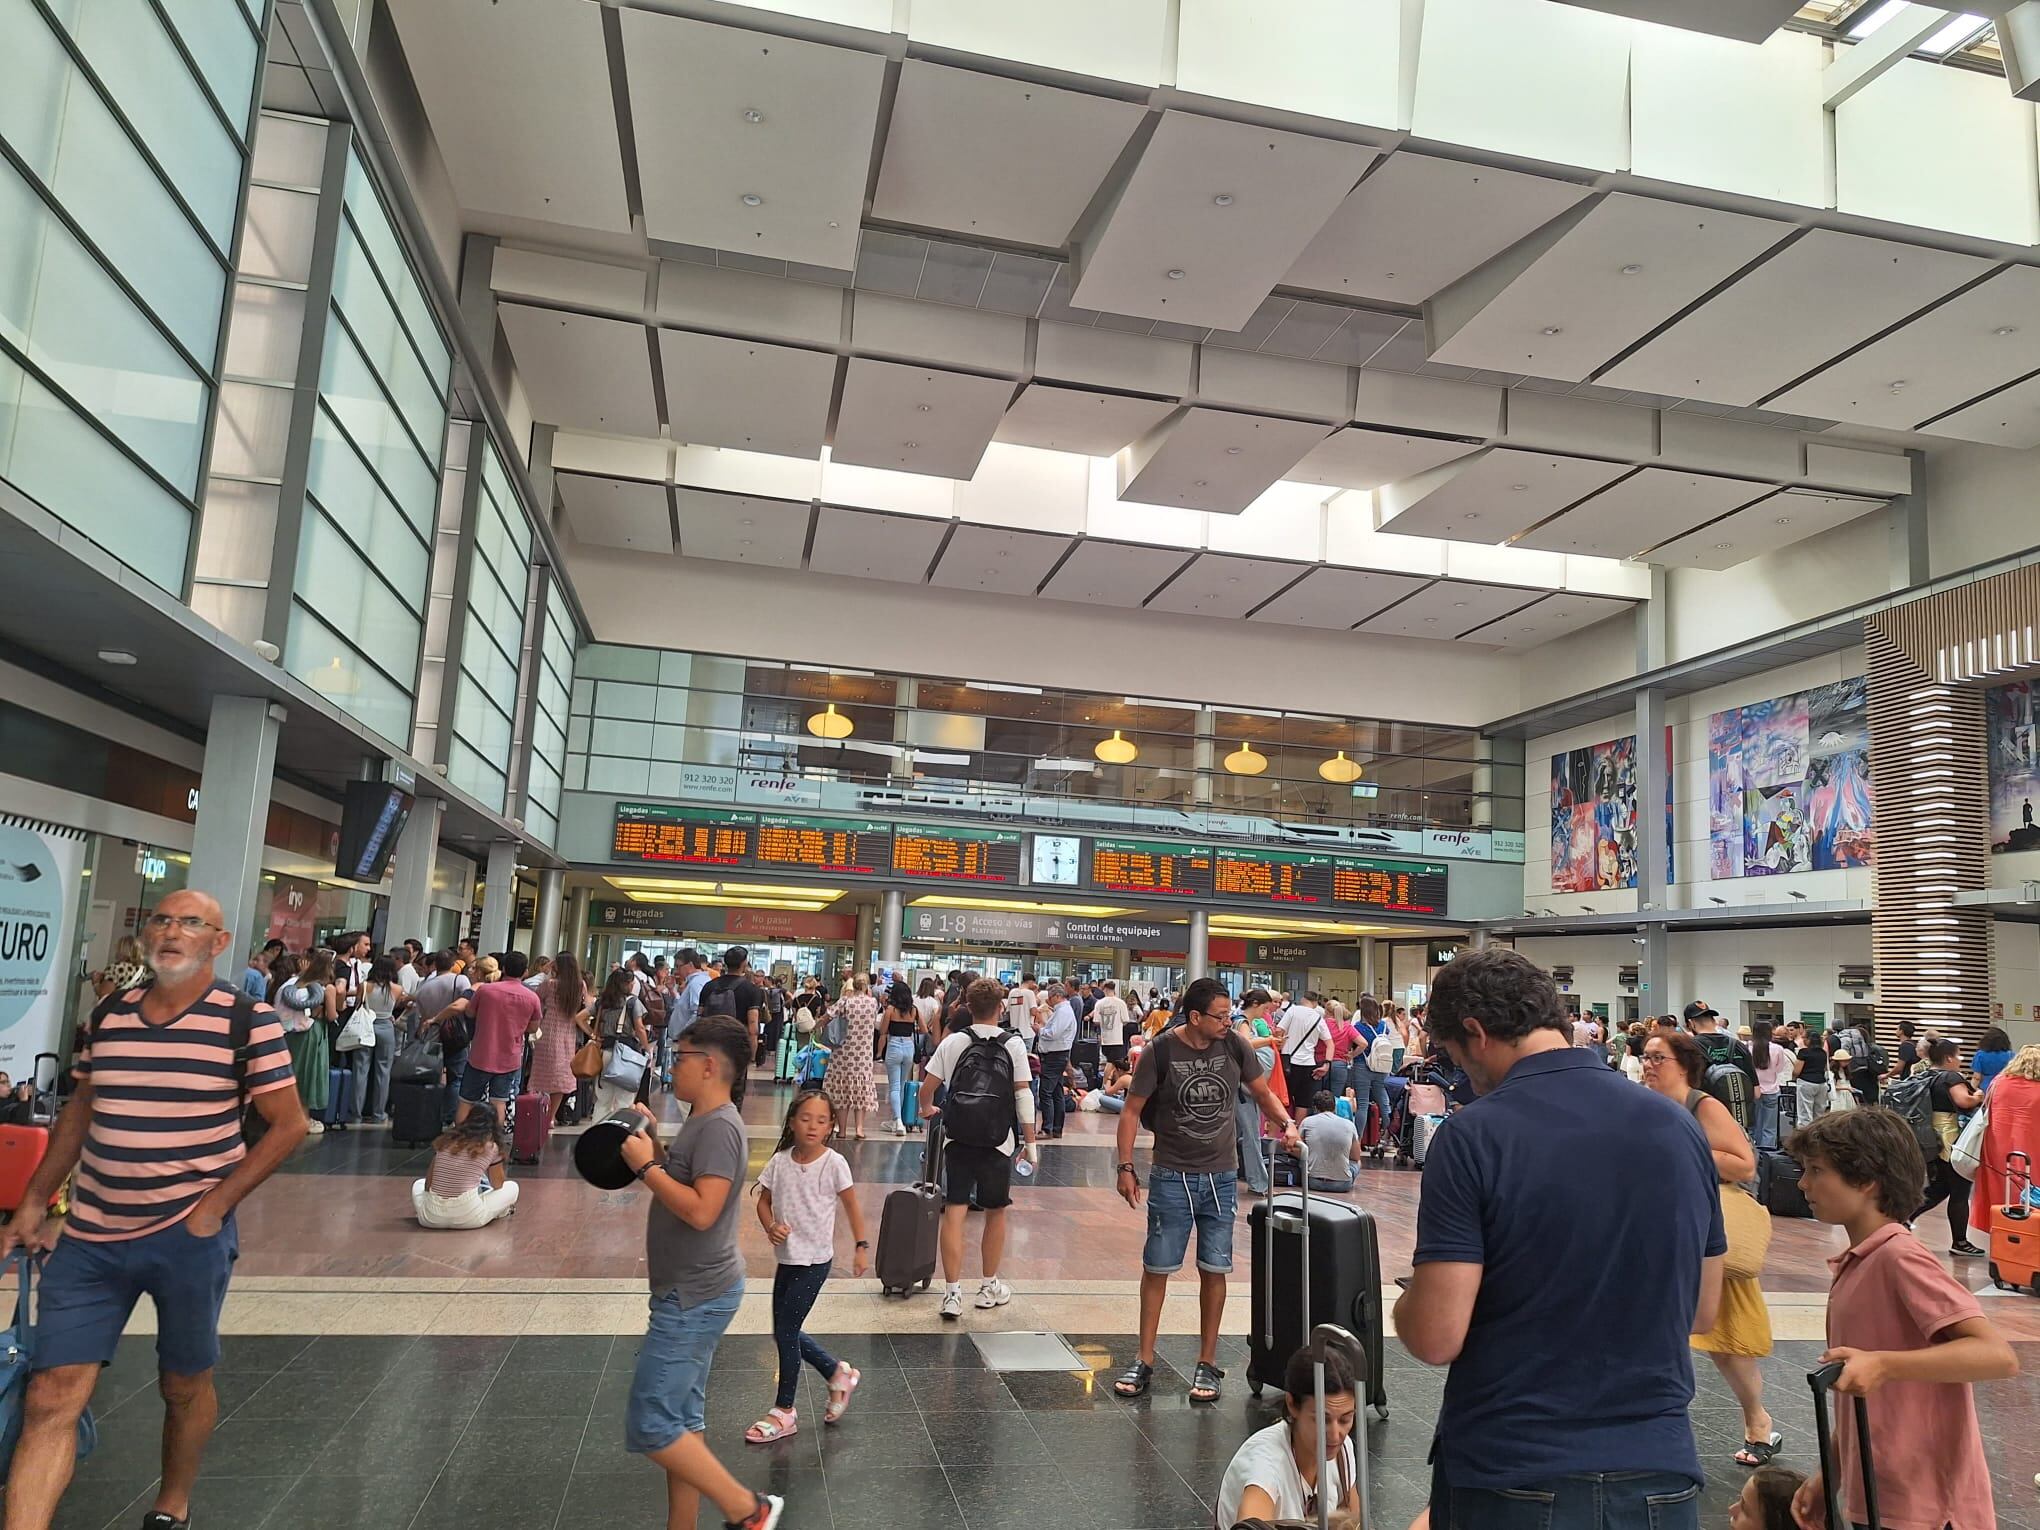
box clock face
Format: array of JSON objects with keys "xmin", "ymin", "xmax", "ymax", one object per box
[{"xmin": 1031, "ymin": 835, "xmax": 1081, "ymax": 886}]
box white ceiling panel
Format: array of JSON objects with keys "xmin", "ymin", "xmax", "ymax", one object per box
[
  {"xmin": 1118, "ymin": 408, "xmax": 1331, "ymax": 515},
  {"xmin": 658, "ymin": 331, "xmax": 837, "ymax": 459},
  {"xmin": 1429, "ymin": 193, "xmax": 1793, "ymax": 380},
  {"xmin": 807, "ymin": 506, "xmax": 948, "ymax": 582},
  {"xmin": 1353, "ymin": 579, "xmax": 1540, "ymax": 640},
  {"xmin": 557, "ymin": 473, "xmax": 672, "ymax": 553},
  {"xmin": 1919, "ymin": 371, "xmax": 2040, "ymax": 450},
  {"xmin": 1288, "ymin": 428, "xmax": 1477, "ymax": 493},
  {"xmin": 1249, "ymin": 566, "xmax": 1429, "ymax": 629},
  {"xmin": 1511, "ymin": 466, "xmax": 1774, "ymax": 559},
  {"xmin": 993, "ymin": 385, "xmax": 1178, "ymax": 457},
  {"xmin": 673, "ymin": 487, "xmax": 810, "ymax": 568},
  {"xmin": 1145, "ymin": 552, "xmax": 1305, "ymax": 618},
  {"xmin": 1285, "ymin": 153, "xmax": 1590, "ymax": 307},
  {"xmin": 1039, "ymin": 539, "xmax": 1191, "ymax": 604},
  {"xmin": 872, "ymin": 62, "xmax": 1146, "ymax": 248},
  {"xmin": 1601, "ymin": 230, "xmax": 1990, "ymax": 406},
  {"xmin": 1647, "ymin": 488, "xmax": 1885, "ymax": 571},
  {"xmin": 928, "ymin": 523, "xmax": 1072, "ymax": 595},
  {"xmin": 618, "ymin": 9, "xmax": 883, "ymax": 268},
  {"xmin": 1768, "ymin": 266, "xmax": 2040, "ymax": 429},
  {"xmin": 1070, "ymin": 112, "xmax": 1378, "ymax": 331},
  {"xmin": 1376, "ymin": 448, "xmax": 1629, "ymax": 543},
  {"xmin": 497, "ymin": 304, "xmax": 659, "ymax": 436},
  {"xmin": 829, "ymin": 359, "xmax": 1016, "ymax": 479},
  {"xmin": 384, "ymin": 0, "xmax": 630, "ymax": 235},
  {"xmin": 1456, "ymin": 590, "xmax": 1633, "ymax": 648}
]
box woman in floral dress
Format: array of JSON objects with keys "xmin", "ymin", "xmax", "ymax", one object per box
[
  {"xmin": 528, "ymin": 952, "xmax": 592, "ymax": 1129},
  {"xmin": 823, "ymin": 974, "xmax": 879, "ymax": 1138}
]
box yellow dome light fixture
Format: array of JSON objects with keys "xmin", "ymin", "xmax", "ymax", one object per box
[
  {"xmin": 1094, "ymin": 729, "xmax": 1138, "ymax": 765},
  {"xmin": 806, "ymin": 703, "xmax": 853, "ymax": 739},
  {"xmin": 1223, "ymin": 741, "xmax": 1268, "ymax": 776},
  {"xmin": 1319, "ymin": 750, "xmax": 1364, "ymax": 785}
]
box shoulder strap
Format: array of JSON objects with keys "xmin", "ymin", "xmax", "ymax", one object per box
[{"xmin": 1684, "ymin": 1088, "xmax": 1705, "ymax": 1117}]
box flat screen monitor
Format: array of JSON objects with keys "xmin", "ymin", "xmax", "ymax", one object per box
[{"xmin": 336, "ymin": 780, "xmax": 412, "ymax": 882}]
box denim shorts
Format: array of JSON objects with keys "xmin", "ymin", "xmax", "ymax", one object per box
[
  {"xmin": 624, "ymin": 1277, "xmax": 745, "ymax": 1453},
  {"xmin": 458, "ymin": 1064, "xmax": 520, "ymax": 1104},
  {"xmin": 36, "ymin": 1212, "xmax": 238, "ymax": 1375},
  {"xmin": 1143, "ymin": 1169, "xmax": 1236, "ymax": 1275}
]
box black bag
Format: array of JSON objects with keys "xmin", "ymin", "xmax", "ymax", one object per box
[
  {"xmin": 389, "ymin": 1079, "xmax": 440, "ymax": 1147},
  {"xmin": 392, "ymin": 1028, "xmax": 443, "ymax": 1088},
  {"xmin": 1879, "ymin": 1071, "xmax": 1944, "ymax": 1164},
  {"xmin": 698, "ymin": 975, "xmax": 743, "ymax": 1021},
  {"xmin": 943, "ymin": 1033, "xmax": 1017, "ymax": 1149},
  {"xmin": 1247, "ymin": 1141, "xmax": 1387, "ymax": 1421},
  {"xmin": 1758, "ymin": 1148, "xmax": 1812, "ymax": 1218},
  {"xmin": 876, "ymin": 1125, "xmax": 944, "ymax": 1297}
]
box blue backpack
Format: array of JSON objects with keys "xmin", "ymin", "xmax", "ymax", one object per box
[{"xmin": 0, "ymin": 1253, "xmax": 96, "ymax": 1475}]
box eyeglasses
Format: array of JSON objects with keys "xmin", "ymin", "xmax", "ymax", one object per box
[
  {"xmin": 673, "ymin": 1048, "xmax": 710, "ymax": 1066},
  {"xmin": 143, "ymin": 914, "xmax": 220, "ymax": 935}
]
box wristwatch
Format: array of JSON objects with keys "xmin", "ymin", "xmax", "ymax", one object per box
[
  {"xmin": 1116, "ymin": 1161, "xmax": 1140, "ymax": 1185},
  {"xmin": 855, "ymin": 1240, "xmax": 870, "ymax": 1249}
]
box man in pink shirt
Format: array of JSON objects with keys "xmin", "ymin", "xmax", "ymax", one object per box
[{"xmin": 438, "ymin": 950, "xmax": 542, "ymax": 1128}]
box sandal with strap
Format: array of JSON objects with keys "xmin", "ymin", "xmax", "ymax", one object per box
[
  {"xmin": 1734, "ymin": 1431, "xmax": 1781, "ymax": 1467},
  {"xmin": 1189, "ymin": 1361, "xmax": 1225, "ymax": 1404},
  {"xmin": 824, "ymin": 1363, "xmax": 861, "ymax": 1424},
  {"xmin": 744, "ymin": 1407, "xmax": 798, "ymax": 1444},
  {"xmin": 1112, "ymin": 1361, "xmax": 1153, "ymax": 1398}
]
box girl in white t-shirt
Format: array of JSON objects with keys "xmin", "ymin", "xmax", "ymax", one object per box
[
  {"xmin": 745, "ymin": 1090, "xmax": 870, "ymax": 1444},
  {"xmin": 1216, "ymin": 1339, "xmax": 1361, "ymax": 1529}
]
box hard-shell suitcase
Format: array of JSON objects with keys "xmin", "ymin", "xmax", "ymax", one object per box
[
  {"xmin": 1247, "ymin": 1141, "xmax": 1387, "ymax": 1420},
  {"xmin": 1759, "ymin": 1149, "xmax": 1813, "ymax": 1218},
  {"xmin": 390, "ymin": 1080, "xmax": 440, "ymax": 1148},
  {"xmin": 1989, "ymin": 1150, "xmax": 2037, "ymax": 1295},
  {"xmin": 1411, "ymin": 1112, "xmax": 1447, "ymax": 1167},
  {"xmin": 1809, "ymin": 1360, "xmax": 1880, "ymax": 1529},
  {"xmin": 0, "ymin": 1125, "xmax": 49, "ymax": 1213},
  {"xmin": 321, "ymin": 1066, "xmax": 352, "ymax": 1128},
  {"xmin": 774, "ymin": 1028, "xmax": 800, "ymax": 1084},
  {"xmin": 876, "ymin": 1124, "xmax": 944, "ymax": 1297},
  {"xmin": 510, "ymin": 1090, "xmax": 546, "ymax": 1164},
  {"xmin": 901, "ymin": 1065, "xmax": 922, "ymax": 1130}
]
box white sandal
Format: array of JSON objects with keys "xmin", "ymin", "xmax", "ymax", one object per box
[
  {"xmin": 824, "ymin": 1363, "xmax": 861, "ymax": 1423},
  {"xmin": 744, "ymin": 1406, "xmax": 798, "ymax": 1443}
]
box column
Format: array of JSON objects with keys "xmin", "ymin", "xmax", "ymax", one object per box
[
  {"xmin": 1471, "ymin": 929, "xmax": 1490, "ymax": 952},
  {"xmin": 187, "ymin": 696, "xmax": 284, "ymax": 977},
  {"xmin": 477, "ymin": 840, "xmax": 518, "ymax": 955},
  {"xmin": 892, "ymin": 679, "xmax": 917, "ymax": 780},
  {"xmin": 879, "ymin": 888, "xmax": 904, "ymax": 967},
  {"xmin": 532, "ymin": 868, "xmax": 564, "ymax": 957},
  {"xmin": 1359, "ymin": 938, "xmax": 1377, "ymax": 996},
  {"xmin": 853, "ymin": 904, "xmax": 875, "ymax": 975},
  {"xmin": 1639, "ymin": 926, "xmax": 1670, "ymax": 1020},
  {"xmin": 1190, "ymin": 708, "xmax": 1216, "ymax": 806},
  {"xmin": 1634, "ymin": 685, "xmax": 1671, "ymax": 1010},
  {"xmin": 1188, "ymin": 908, "xmax": 1209, "ymax": 975},
  {"xmin": 565, "ymin": 885, "xmax": 591, "ymax": 964},
  {"xmin": 385, "ymin": 796, "xmax": 443, "ymax": 947}
]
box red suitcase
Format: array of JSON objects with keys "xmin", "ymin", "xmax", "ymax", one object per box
[
  {"xmin": 0, "ymin": 1125, "xmax": 51, "ymax": 1213},
  {"xmin": 510, "ymin": 1091, "xmax": 547, "ymax": 1165}
]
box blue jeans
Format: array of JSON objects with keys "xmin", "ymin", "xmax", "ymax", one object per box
[
  {"xmin": 1754, "ymin": 1091, "xmax": 1782, "ymax": 1152},
  {"xmin": 626, "ymin": 1277, "xmax": 745, "ymax": 1453},
  {"xmin": 1353, "ymin": 1063, "xmax": 1392, "ymax": 1133},
  {"xmin": 771, "ymin": 1261, "xmax": 840, "ymax": 1409},
  {"xmin": 1143, "ymin": 1168, "xmax": 1236, "ymax": 1274},
  {"xmin": 883, "ymin": 1035, "xmax": 916, "ymax": 1125},
  {"xmin": 1429, "ymin": 1466, "xmax": 1701, "ymax": 1530},
  {"xmin": 1037, "ymin": 1050, "xmax": 1070, "ymax": 1134},
  {"xmin": 1324, "ymin": 1060, "xmax": 1349, "ymax": 1101},
  {"xmin": 1237, "ymin": 1095, "xmax": 1270, "ymax": 1193},
  {"xmin": 442, "ymin": 1052, "xmax": 467, "ymax": 1125}
]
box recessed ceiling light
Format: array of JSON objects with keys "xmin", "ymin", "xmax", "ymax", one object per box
[
  {"xmin": 1192, "ymin": 480, "xmax": 1209, "ymax": 487},
  {"xmin": 1888, "ymin": 379, "xmax": 1907, "ymax": 391},
  {"xmin": 1619, "ymin": 264, "xmax": 1642, "ymax": 275},
  {"xmin": 1775, "ymin": 517, "xmax": 1790, "ymax": 526},
  {"xmin": 740, "ymin": 518, "xmax": 753, "ymax": 527},
  {"xmin": 1452, "ymin": 601, "xmax": 1468, "ymax": 609},
  {"xmin": 1510, "ymin": 483, "xmax": 1529, "ymax": 492},
  {"xmin": 1423, "ymin": 617, "xmax": 1437, "ymax": 623},
  {"xmin": 1540, "ymin": 326, "xmax": 1563, "ymax": 336},
  {"xmin": 1713, "ymin": 542, "xmax": 1732, "ymax": 550},
  {"xmin": 741, "ymin": 193, "xmax": 763, "ymax": 207},
  {"xmin": 1213, "ymin": 193, "xmax": 1234, "ymax": 207},
  {"xmin": 1225, "ymin": 576, "xmax": 1241, "ymax": 585},
  {"xmin": 1225, "ymin": 447, "xmax": 1242, "ymax": 456},
  {"xmin": 916, "ymin": 404, "xmax": 931, "ymax": 412},
  {"xmin": 1464, "ymin": 512, "xmax": 1480, "ymax": 521},
  {"xmin": 903, "ymin": 441, "xmax": 918, "ymax": 449},
  {"xmin": 1166, "ymin": 269, "xmax": 1186, "ymax": 280},
  {"xmin": 742, "ymin": 108, "xmax": 764, "ymax": 123},
  {"xmin": 1996, "ymin": 326, "xmax": 2019, "ymax": 336},
  {"xmin": 739, "ymin": 538, "xmax": 753, "ymax": 547},
  {"xmin": 97, "ymin": 649, "xmax": 137, "ymax": 666}
]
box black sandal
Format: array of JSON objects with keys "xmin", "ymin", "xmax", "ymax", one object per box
[
  {"xmin": 1112, "ymin": 1361, "xmax": 1153, "ymax": 1398},
  {"xmin": 1734, "ymin": 1431, "xmax": 1781, "ymax": 1467},
  {"xmin": 1190, "ymin": 1361, "xmax": 1224, "ymax": 1403}
]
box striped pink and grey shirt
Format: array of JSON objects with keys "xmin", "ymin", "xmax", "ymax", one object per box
[{"xmin": 69, "ymin": 983, "xmax": 296, "ymax": 1241}]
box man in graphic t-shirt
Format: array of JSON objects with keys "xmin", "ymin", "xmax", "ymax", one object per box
[{"xmin": 1111, "ymin": 977, "xmax": 1298, "ymax": 1406}]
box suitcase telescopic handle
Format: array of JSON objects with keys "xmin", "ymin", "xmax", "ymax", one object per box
[{"xmin": 1808, "ymin": 1363, "xmax": 1879, "ymax": 1530}]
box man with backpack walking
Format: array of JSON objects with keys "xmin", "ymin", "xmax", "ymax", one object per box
[
  {"xmin": 919, "ymin": 979, "xmax": 1038, "ymax": 1319},
  {"xmin": 1682, "ymin": 1002, "xmax": 1757, "ymax": 1138},
  {"xmin": 696, "ymin": 948, "xmax": 765, "ymax": 1064}
]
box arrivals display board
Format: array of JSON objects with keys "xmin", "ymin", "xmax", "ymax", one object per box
[
  {"xmin": 890, "ymin": 823, "xmax": 1021, "ymax": 884},
  {"xmin": 1082, "ymin": 837, "xmax": 1214, "ymax": 898},
  {"xmin": 1212, "ymin": 845, "xmax": 1448, "ymax": 914},
  {"xmin": 755, "ymin": 814, "xmax": 892, "ymax": 876},
  {"xmin": 612, "ymin": 804, "xmax": 755, "ymax": 867}
]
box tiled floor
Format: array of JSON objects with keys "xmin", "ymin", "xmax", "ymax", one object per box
[{"xmin": 48, "ymin": 1329, "xmax": 2040, "ymax": 1530}]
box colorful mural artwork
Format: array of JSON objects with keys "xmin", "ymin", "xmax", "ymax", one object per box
[
  {"xmin": 1550, "ymin": 732, "xmax": 1666, "ymax": 892},
  {"xmin": 1987, "ymin": 680, "xmax": 2040, "ymax": 854},
  {"xmin": 1707, "ymin": 677, "xmax": 1872, "ymax": 879}
]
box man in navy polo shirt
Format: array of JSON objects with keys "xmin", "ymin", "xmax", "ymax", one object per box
[{"xmin": 1394, "ymin": 948, "xmax": 1724, "ymax": 1530}]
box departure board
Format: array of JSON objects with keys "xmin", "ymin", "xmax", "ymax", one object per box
[
  {"xmin": 1083, "ymin": 837, "xmax": 1214, "ymax": 898},
  {"xmin": 891, "ymin": 823, "xmax": 1022, "ymax": 884},
  {"xmin": 1213, "ymin": 846, "xmax": 1448, "ymax": 915},
  {"xmin": 612, "ymin": 804, "xmax": 755, "ymax": 867},
  {"xmin": 754, "ymin": 815, "xmax": 892, "ymax": 876}
]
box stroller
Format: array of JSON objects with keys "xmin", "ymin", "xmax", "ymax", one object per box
[
  {"xmin": 793, "ymin": 1041, "xmax": 830, "ymax": 1088},
  {"xmin": 1383, "ymin": 1057, "xmax": 1453, "ymax": 1166}
]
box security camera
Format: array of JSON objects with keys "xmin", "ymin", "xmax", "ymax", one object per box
[
  {"xmin": 1707, "ymin": 897, "xmax": 1727, "ymax": 906},
  {"xmin": 1788, "ymin": 891, "xmax": 1809, "ymax": 901}
]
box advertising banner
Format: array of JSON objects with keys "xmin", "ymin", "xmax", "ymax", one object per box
[{"xmin": 0, "ymin": 822, "xmax": 85, "ymax": 1077}]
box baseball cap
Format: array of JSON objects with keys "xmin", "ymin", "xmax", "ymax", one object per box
[{"xmin": 1682, "ymin": 1001, "xmax": 1718, "ymax": 1022}]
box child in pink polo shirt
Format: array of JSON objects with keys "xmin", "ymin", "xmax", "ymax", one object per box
[{"xmin": 1786, "ymin": 1109, "xmax": 2018, "ymax": 1530}]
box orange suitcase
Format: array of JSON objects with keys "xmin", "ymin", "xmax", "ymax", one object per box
[
  {"xmin": 1989, "ymin": 1151, "xmax": 2037, "ymax": 1296},
  {"xmin": 0, "ymin": 1125, "xmax": 50, "ymax": 1215}
]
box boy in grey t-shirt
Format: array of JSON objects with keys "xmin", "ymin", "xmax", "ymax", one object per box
[{"xmin": 617, "ymin": 1015, "xmax": 783, "ymax": 1530}]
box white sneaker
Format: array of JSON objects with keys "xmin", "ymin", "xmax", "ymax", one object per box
[
  {"xmin": 304, "ymin": 1119, "xmax": 324, "ymax": 1134},
  {"xmin": 940, "ymin": 1285, "xmax": 964, "ymax": 1320},
  {"xmin": 974, "ymin": 1277, "xmax": 1011, "ymax": 1309}
]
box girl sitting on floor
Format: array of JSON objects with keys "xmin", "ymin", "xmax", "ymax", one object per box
[{"xmin": 410, "ymin": 1110, "xmax": 519, "ymax": 1229}]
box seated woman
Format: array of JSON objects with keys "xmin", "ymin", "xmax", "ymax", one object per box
[
  {"xmin": 1216, "ymin": 1337, "xmax": 1361, "ymax": 1528},
  {"xmin": 1084, "ymin": 1060, "xmax": 1133, "ymax": 1114},
  {"xmin": 410, "ymin": 1111, "xmax": 520, "ymax": 1229}
]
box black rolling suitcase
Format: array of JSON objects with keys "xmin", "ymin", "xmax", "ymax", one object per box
[
  {"xmin": 1759, "ymin": 1149, "xmax": 1813, "ymax": 1217},
  {"xmin": 876, "ymin": 1123, "xmax": 945, "ymax": 1297},
  {"xmin": 1809, "ymin": 1361, "xmax": 1880, "ymax": 1528},
  {"xmin": 1247, "ymin": 1141, "xmax": 1387, "ymax": 1420},
  {"xmin": 390, "ymin": 1079, "xmax": 440, "ymax": 1147}
]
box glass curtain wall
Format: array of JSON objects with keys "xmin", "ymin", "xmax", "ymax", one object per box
[
  {"xmin": 284, "ymin": 146, "xmax": 452, "ymax": 744},
  {"xmin": 0, "ymin": 0, "xmax": 261, "ymax": 591},
  {"xmin": 446, "ymin": 440, "xmax": 530, "ymax": 812},
  {"xmin": 522, "ymin": 575, "xmax": 574, "ymax": 847}
]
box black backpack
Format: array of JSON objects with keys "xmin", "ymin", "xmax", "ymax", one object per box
[
  {"xmin": 1695, "ymin": 1032, "xmax": 1757, "ymax": 1135},
  {"xmin": 943, "ymin": 1032, "xmax": 1017, "ymax": 1148},
  {"xmin": 1880, "ymin": 1071, "xmax": 1945, "ymax": 1163},
  {"xmin": 698, "ymin": 975, "xmax": 743, "ymax": 1021}
]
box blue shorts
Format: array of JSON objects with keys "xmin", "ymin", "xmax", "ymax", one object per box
[
  {"xmin": 1143, "ymin": 1169, "xmax": 1235, "ymax": 1275},
  {"xmin": 35, "ymin": 1212, "xmax": 238, "ymax": 1375},
  {"xmin": 624, "ymin": 1277, "xmax": 744, "ymax": 1453},
  {"xmin": 458, "ymin": 1065, "xmax": 519, "ymax": 1104}
]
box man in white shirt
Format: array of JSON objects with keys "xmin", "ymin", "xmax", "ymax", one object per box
[
  {"xmin": 395, "ymin": 939, "xmax": 424, "ymax": 996},
  {"xmin": 1093, "ymin": 981, "xmax": 1132, "ymax": 1067},
  {"xmin": 1034, "ymin": 985, "xmax": 1079, "ymax": 1139},
  {"xmin": 1279, "ymin": 992, "xmax": 1329, "ymax": 1112},
  {"xmin": 1002, "ymin": 975, "xmax": 1041, "ymax": 1050}
]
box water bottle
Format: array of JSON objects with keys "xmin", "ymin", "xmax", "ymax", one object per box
[{"xmin": 1014, "ymin": 1143, "xmax": 1036, "ymax": 1178}]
